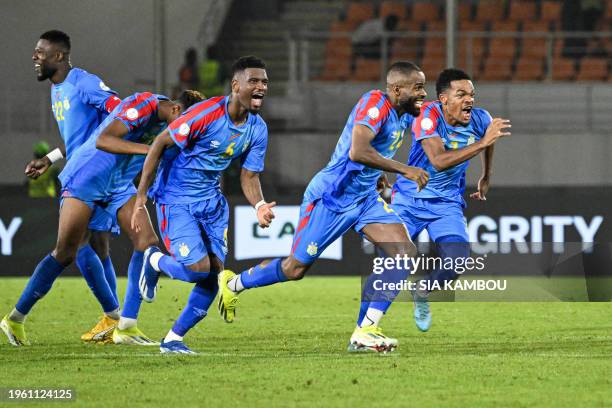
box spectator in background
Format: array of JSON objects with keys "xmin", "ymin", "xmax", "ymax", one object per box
[
  {"xmin": 178, "ymin": 47, "xmax": 200, "ymax": 91},
  {"xmin": 352, "ymin": 14, "xmax": 399, "ymax": 68},
  {"xmin": 199, "ymin": 45, "xmax": 225, "ymax": 97},
  {"xmin": 28, "ymin": 141, "xmax": 59, "ymax": 198},
  {"xmin": 581, "ymin": 0, "xmax": 603, "ymax": 32}
]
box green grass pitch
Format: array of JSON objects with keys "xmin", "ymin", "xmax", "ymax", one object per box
[{"xmin": 1, "ymin": 277, "xmax": 611, "ymax": 407}]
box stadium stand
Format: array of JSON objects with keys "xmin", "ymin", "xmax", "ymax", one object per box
[{"xmin": 215, "ymin": 0, "xmax": 610, "ymax": 83}]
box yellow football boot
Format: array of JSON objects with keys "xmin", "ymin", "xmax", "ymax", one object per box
[
  {"xmin": 1, "ymin": 315, "xmax": 30, "ymax": 346},
  {"xmin": 217, "ymin": 269, "xmax": 240, "ymax": 323},
  {"xmin": 81, "ymin": 315, "xmax": 118, "ymax": 343}
]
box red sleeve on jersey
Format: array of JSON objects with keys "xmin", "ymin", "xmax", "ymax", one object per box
[
  {"xmin": 104, "ymin": 95, "xmax": 122, "ymax": 113},
  {"xmin": 168, "ymin": 96, "xmax": 225, "ymax": 148},
  {"xmin": 116, "ymin": 92, "xmax": 157, "ymax": 131},
  {"xmin": 354, "ymin": 91, "xmax": 391, "ymax": 134}
]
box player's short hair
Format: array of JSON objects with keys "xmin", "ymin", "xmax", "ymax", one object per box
[
  {"xmin": 231, "ymin": 56, "xmax": 266, "ymax": 77},
  {"xmin": 175, "ymin": 90, "xmax": 205, "ymax": 110},
  {"xmin": 40, "ymin": 30, "xmax": 71, "ymax": 51},
  {"xmin": 387, "ymin": 61, "xmax": 422, "ymax": 78},
  {"xmin": 436, "ymin": 68, "xmax": 471, "ymax": 97}
]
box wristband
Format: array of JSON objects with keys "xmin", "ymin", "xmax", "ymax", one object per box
[
  {"xmin": 255, "ymin": 200, "xmax": 266, "ymax": 211},
  {"xmin": 45, "ymin": 148, "xmax": 64, "ymax": 164}
]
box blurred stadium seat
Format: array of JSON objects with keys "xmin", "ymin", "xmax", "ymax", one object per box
[
  {"xmin": 475, "ymin": 1, "xmax": 506, "ymax": 23},
  {"xmin": 345, "ymin": 2, "xmax": 375, "ymax": 28},
  {"xmin": 540, "ymin": 1, "xmax": 562, "ymax": 24},
  {"xmin": 295, "ymin": 0, "xmax": 609, "ymax": 83},
  {"xmin": 410, "ymin": 2, "xmax": 441, "ymax": 24},
  {"xmin": 513, "ymin": 57, "xmax": 545, "ymax": 80},
  {"xmin": 354, "ymin": 58, "xmax": 382, "ymax": 81},
  {"xmin": 379, "ymin": 1, "xmax": 407, "ymax": 20},
  {"xmin": 551, "ymin": 57, "xmax": 577, "ymax": 80},
  {"xmin": 576, "ymin": 57, "xmax": 609, "ymax": 81},
  {"xmin": 508, "ymin": 0, "xmax": 537, "ymax": 22}
]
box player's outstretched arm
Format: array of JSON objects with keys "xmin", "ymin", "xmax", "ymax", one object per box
[
  {"xmin": 349, "ymin": 124, "xmax": 429, "ymax": 191},
  {"xmin": 421, "ymin": 118, "xmax": 510, "ymax": 172},
  {"xmin": 131, "ymin": 130, "xmax": 174, "ymax": 231},
  {"xmin": 240, "ymin": 169, "xmax": 276, "ymax": 228},
  {"xmin": 470, "ymin": 145, "xmax": 495, "ymax": 201},
  {"xmin": 96, "ymin": 120, "xmax": 149, "ymax": 155},
  {"xmin": 24, "ymin": 145, "xmax": 66, "ymax": 179}
]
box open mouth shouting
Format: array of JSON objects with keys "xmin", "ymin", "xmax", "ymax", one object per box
[
  {"xmin": 251, "ymin": 92, "xmax": 265, "ymax": 110},
  {"xmin": 461, "ymin": 105, "xmax": 473, "ymax": 122}
]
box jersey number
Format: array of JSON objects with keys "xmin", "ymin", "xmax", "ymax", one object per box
[
  {"xmin": 389, "ymin": 131, "xmax": 403, "ymax": 152},
  {"xmin": 53, "ymin": 101, "xmax": 65, "ymax": 122},
  {"xmin": 221, "ymin": 142, "xmax": 236, "ymax": 158}
]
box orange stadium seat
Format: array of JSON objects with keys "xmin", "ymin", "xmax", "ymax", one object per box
[
  {"xmin": 479, "ymin": 57, "xmax": 513, "ymax": 80},
  {"xmin": 458, "ymin": 34, "xmax": 487, "ymax": 72},
  {"xmin": 459, "ymin": 20, "xmax": 489, "ymax": 31},
  {"xmin": 379, "ymin": 1, "xmax": 407, "ymax": 20},
  {"xmin": 422, "ymin": 37, "xmax": 446, "ymax": 59},
  {"xmin": 320, "ymin": 58, "xmax": 351, "ymax": 81},
  {"xmin": 410, "ymin": 2, "xmax": 441, "ymax": 23},
  {"xmin": 550, "ymin": 57, "xmax": 576, "ymax": 80},
  {"xmin": 391, "ymin": 38, "xmax": 420, "ymax": 62},
  {"xmin": 491, "ymin": 21, "xmax": 519, "ymax": 32},
  {"xmin": 513, "ymin": 57, "xmax": 545, "ymax": 80},
  {"xmin": 354, "ymin": 58, "xmax": 382, "ymax": 82},
  {"xmin": 541, "ymin": 1, "xmax": 562, "ymax": 23},
  {"xmin": 396, "ymin": 20, "xmax": 420, "ymax": 31},
  {"xmin": 488, "ymin": 38, "xmax": 517, "ymax": 59},
  {"xmin": 475, "ymin": 1, "xmax": 505, "ymax": 22},
  {"xmin": 345, "ymin": 2, "xmax": 375, "ymax": 26},
  {"xmin": 419, "ymin": 56, "xmax": 446, "ymax": 80},
  {"xmin": 425, "ymin": 21, "xmax": 446, "ymax": 32},
  {"xmin": 576, "ymin": 58, "xmax": 609, "ymax": 81},
  {"xmin": 521, "ymin": 21, "xmax": 551, "ymax": 59},
  {"xmin": 488, "ymin": 21, "xmax": 518, "ymax": 59},
  {"xmin": 508, "ymin": 0, "xmax": 537, "ymax": 21},
  {"xmin": 458, "ymin": 2, "xmax": 473, "ymax": 21},
  {"xmin": 325, "ymin": 38, "xmax": 352, "ymax": 58},
  {"xmin": 329, "ymin": 20, "xmax": 354, "ymax": 33},
  {"xmin": 606, "ymin": 0, "xmax": 612, "ymax": 20}
]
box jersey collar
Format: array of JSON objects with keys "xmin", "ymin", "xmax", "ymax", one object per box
[{"xmin": 224, "ymin": 95, "xmax": 251, "ymax": 130}]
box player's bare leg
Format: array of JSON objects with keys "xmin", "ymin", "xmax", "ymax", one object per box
[{"xmin": 2, "ymin": 198, "xmax": 92, "ymax": 346}]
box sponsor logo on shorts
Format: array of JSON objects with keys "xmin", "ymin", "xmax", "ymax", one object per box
[{"xmin": 179, "ymin": 242, "xmax": 190, "ymax": 257}]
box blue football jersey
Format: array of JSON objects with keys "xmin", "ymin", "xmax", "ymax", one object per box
[
  {"xmin": 150, "ymin": 96, "xmax": 268, "ymax": 204},
  {"xmin": 50, "ymin": 67, "xmax": 120, "ymax": 159},
  {"xmin": 304, "ymin": 90, "xmax": 414, "ymax": 212},
  {"xmin": 59, "ymin": 92, "xmax": 169, "ymax": 197},
  {"xmin": 394, "ymin": 101, "xmax": 492, "ymax": 205}
]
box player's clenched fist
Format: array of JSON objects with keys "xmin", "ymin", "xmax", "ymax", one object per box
[
  {"xmin": 24, "ymin": 157, "xmax": 51, "ymax": 179},
  {"xmin": 256, "ymin": 201, "xmax": 276, "ymax": 228},
  {"xmin": 482, "ymin": 118, "xmax": 511, "ymax": 146},
  {"xmin": 403, "ymin": 166, "xmax": 429, "ymax": 192}
]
